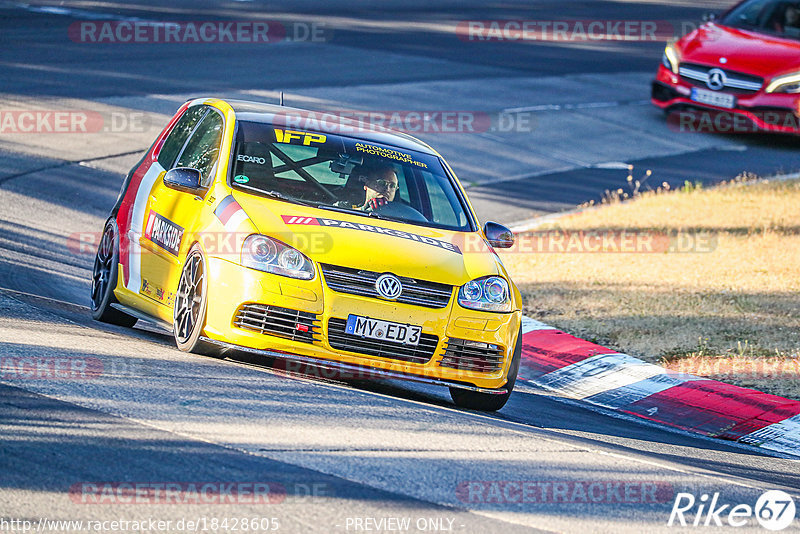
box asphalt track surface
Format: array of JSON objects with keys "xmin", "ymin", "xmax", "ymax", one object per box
[{"xmin": 1, "ymin": 1, "xmax": 799, "ymax": 533}]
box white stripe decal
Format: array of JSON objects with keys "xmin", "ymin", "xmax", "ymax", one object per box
[
  {"xmin": 127, "ymin": 163, "xmax": 164, "ymax": 294},
  {"xmin": 519, "ymin": 313, "xmax": 800, "ymax": 455},
  {"xmin": 521, "ymin": 316, "xmax": 557, "ymax": 334},
  {"xmin": 532, "ymin": 353, "xmax": 666, "ymax": 400},
  {"xmin": 739, "ymin": 414, "xmax": 800, "ymax": 453},
  {"xmin": 585, "ymin": 372, "xmax": 701, "ymax": 410}
]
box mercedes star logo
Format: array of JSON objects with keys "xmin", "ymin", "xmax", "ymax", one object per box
[
  {"xmin": 706, "ymin": 68, "xmax": 727, "ymax": 91},
  {"xmin": 375, "ymin": 273, "xmax": 402, "ymax": 300}
]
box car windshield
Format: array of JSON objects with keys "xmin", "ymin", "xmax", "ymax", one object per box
[
  {"xmin": 721, "ymin": 0, "xmax": 800, "ymax": 39},
  {"xmin": 229, "ymin": 120, "xmax": 473, "ymax": 231}
]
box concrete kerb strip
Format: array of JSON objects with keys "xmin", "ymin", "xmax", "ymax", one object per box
[{"xmin": 519, "ymin": 320, "xmax": 800, "ymax": 457}]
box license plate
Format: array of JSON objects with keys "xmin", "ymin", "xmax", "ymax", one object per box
[
  {"xmin": 345, "ymin": 314, "xmax": 422, "ymax": 346},
  {"xmin": 691, "ymin": 88, "xmax": 735, "ymax": 109}
]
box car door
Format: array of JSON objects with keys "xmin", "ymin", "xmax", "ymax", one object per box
[{"xmin": 139, "ymin": 106, "xmax": 224, "ymax": 309}]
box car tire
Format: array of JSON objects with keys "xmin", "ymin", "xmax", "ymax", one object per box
[
  {"xmin": 449, "ymin": 325, "xmax": 522, "ymax": 412},
  {"xmin": 173, "ymin": 244, "xmax": 223, "ymax": 357},
  {"xmin": 91, "ymin": 219, "xmax": 138, "ymax": 327}
]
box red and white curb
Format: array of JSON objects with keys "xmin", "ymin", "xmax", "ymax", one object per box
[{"xmin": 519, "ymin": 316, "xmax": 800, "ymax": 457}]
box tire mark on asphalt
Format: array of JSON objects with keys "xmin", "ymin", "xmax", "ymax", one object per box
[{"xmin": 502, "ymin": 99, "xmax": 650, "ymax": 113}]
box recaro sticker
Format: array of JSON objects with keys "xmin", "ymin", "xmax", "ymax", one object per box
[{"xmin": 237, "ymin": 155, "xmax": 265, "ymax": 164}]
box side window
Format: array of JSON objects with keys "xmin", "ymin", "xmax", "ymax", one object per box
[
  {"xmin": 175, "ymin": 111, "xmax": 224, "ymax": 187},
  {"xmin": 157, "ymin": 106, "xmax": 207, "ymax": 169}
]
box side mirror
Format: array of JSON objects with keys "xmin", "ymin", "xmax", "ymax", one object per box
[
  {"xmin": 484, "ymin": 221, "xmax": 514, "ymax": 249},
  {"xmin": 163, "ymin": 167, "xmax": 202, "ymax": 193},
  {"xmin": 702, "ymin": 12, "xmax": 716, "ymax": 22}
]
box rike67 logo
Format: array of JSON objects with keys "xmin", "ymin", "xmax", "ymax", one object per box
[{"xmin": 668, "ymin": 490, "xmax": 796, "ymax": 531}]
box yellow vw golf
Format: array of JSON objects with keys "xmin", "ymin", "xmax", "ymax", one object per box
[{"xmin": 91, "ymin": 98, "xmax": 522, "ymax": 411}]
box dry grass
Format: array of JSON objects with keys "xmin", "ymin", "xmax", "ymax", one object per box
[{"xmin": 500, "ymin": 176, "xmax": 800, "ymax": 399}]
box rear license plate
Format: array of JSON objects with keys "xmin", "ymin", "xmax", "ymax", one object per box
[
  {"xmin": 345, "ymin": 314, "xmax": 422, "ymax": 346},
  {"xmin": 690, "ymin": 88, "xmax": 735, "ymax": 109}
]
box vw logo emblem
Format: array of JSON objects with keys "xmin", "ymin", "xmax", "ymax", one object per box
[
  {"xmin": 375, "ymin": 274, "xmax": 402, "ymax": 300},
  {"xmin": 706, "ymin": 68, "xmax": 727, "ymax": 91}
]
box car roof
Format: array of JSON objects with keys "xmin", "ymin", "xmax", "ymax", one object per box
[{"xmin": 222, "ymin": 99, "xmax": 439, "ymax": 155}]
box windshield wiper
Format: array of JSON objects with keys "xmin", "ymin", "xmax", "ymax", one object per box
[
  {"xmin": 256, "ymin": 190, "xmax": 317, "ymax": 207},
  {"xmin": 315, "ymin": 204, "xmax": 380, "ymax": 219},
  {"xmin": 313, "ymin": 204, "xmax": 419, "ymax": 225}
]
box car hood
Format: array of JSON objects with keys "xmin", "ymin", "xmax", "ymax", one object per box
[
  {"xmin": 679, "ymin": 23, "xmax": 800, "ymax": 77},
  {"xmin": 233, "ymin": 191, "xmax": 502, "ymax": 286}
]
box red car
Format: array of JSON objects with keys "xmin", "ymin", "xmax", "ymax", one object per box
[{"xmin": 652, "ymin": 0, "xmax": 800, "ymax": 133}]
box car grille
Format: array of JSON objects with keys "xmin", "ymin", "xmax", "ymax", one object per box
[
  {"xmin": 327, "ymin": 318, "xmax": 439, "ymax": 364},
  {"xmin": 439, "ymin": 338, "xmax": 505, "ymax": 373},
  {"xmin": 678, "ymin": 63, "xmax": 763, "ymax": 94},
  {"xmin": 652, "ymin": 81, "xmax": 680, "ymax": 102},
  {"xmin": 234, "ymin": 304, "xmax": 320, "ymax": 344},
  {"xmin": 320, "ymin": 264, "xmax": 453, "ymax": 309}
]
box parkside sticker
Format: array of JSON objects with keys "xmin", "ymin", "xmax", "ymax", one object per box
[
  {"xmin": 281, "ymin": 215, "xmax": 461, "ymax": 254},
  {"xmin": 145, "ymin": 212, "xmax": 184, "ymax": 256}
]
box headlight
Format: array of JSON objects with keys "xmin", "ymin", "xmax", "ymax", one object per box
[
  {"xmin": 766, "ymin": 72, "xmax": 800, "ymax": 94},
  {"xmin": 458, "ymin": 276, "xmax": 511, "ymax": 313},
  {"xmin": 241, "ymin": 235, "xmax": 315, "ymax": 280},
  {"xmin": 662, "ymin": 44, "xmax": 680, "ymax": 74}
]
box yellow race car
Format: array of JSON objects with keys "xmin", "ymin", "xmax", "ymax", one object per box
[{"xmin": 91, "ymin": 98, "xmax": 522, "ymax": 411}]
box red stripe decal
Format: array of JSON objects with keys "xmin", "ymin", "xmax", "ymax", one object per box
[
  {"xmin": 623, "ymin": 380, "xmax": 800, "ymax": 440},
  {"xmin": 116, "ymin": 101, "xmax": 190, "ymax": 286},
  {"xmin": 218, "ymin": 200, "xmax": 242, "ymax": 225},
  {"xmin": 144, "ymin": 211, "xmax": 155, "ymax": 238},
  {"xmin": 521, "ymin": 330, "xmax": 614, "ymax": 379},
  {"xmin": 281, "ymin": 215, "xmax": 320, "ymax": 225}
]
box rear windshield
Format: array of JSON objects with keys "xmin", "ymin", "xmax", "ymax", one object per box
[{"xmin": 229, "ymin": 121, "xmax": 473, "ymax": 232}]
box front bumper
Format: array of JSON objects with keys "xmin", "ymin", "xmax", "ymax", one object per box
[
  {"xmin": 203, "ymin": 257, "xmax": 521, "ymax": 390},
  {"xmin": 200, "ymin": 337, "xmax": 509, "ymax": 394},
  {"xmin": 651, "ymin": 65, "xmax": 800, "ymax": 134}
]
